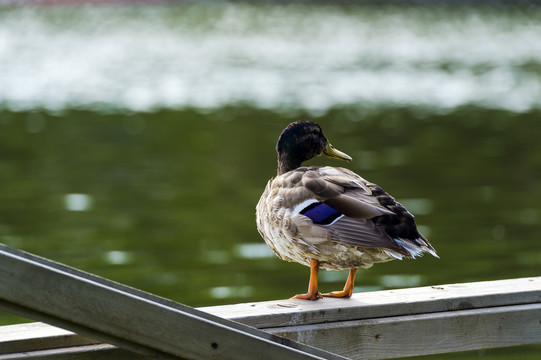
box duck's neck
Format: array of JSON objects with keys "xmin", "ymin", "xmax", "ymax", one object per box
[{"xmin": 277, "ymin": 153, "xmax": 302, "ymax": 175}]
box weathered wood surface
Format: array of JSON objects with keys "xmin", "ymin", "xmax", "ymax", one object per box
[
  {"xmin": 0, "ymin": 244, "xmax": 345, "ymax": 360},
  {"xmin": 0, "ymin": 343, "xmax": 149, "ymax": 360},
  {"xmin": 2, "ymin": 277, "xmax": 541, "ymax": 359},
  {"xmin": 0, "ymin": 322, "xmax": 97, "ymax": 354},
  {"xmin": 202, "ymin": 277, "xmax": 541, "ymax": 327},
  {"xmin": 202, "ymin": 277, "xmax": 541, "ymax": 359},
  {"xmin": 0, "ymin": 323, "xmax": 148, "ymax": 360},
  {"xmin": 265, "ymin": 303, "xmax": 541, "ymax": 359}
]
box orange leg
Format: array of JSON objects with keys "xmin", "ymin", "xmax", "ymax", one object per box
[
  {"xmin": 323, "ymin": 268, "xmax": 357, "ymax": 298},
  {"xmin": 291, "ymin": 259, "xmax": 322, "ymax": 300}
]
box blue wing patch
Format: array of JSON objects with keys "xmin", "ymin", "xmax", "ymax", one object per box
[{"xmin": 300, "ymin": 202, "xmax": 343, "ymax": 225}]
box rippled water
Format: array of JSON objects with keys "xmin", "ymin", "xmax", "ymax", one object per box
[
  {"xmin": 1, "ymin": 3, "xmax": 541, "ymax": 112},
  {"xmin": 1, "ymin": 3, "xmax": 541, "ymax": 358}
]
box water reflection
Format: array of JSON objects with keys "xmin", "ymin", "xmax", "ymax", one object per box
[
  {"xmin": 105, "ymin": 250, "xmax": 133, "ymax": 265},
  {"xmin": 0, "ymin": 4, "xmax": 540, "ymax": 112},
  {"xmin": 234, "ymin": 243, "xmax": 274, "ymax": 259},
  {"xmin": 380, "ymin": 274, "xmax": 423, "ymax": 288},
  {"xmin": 64, "ymin": 193, "xmax": 93, "ymax": 211},
  {"xmin": 210, "ymin": 286, "xmax": 254, "ymax": 300}
]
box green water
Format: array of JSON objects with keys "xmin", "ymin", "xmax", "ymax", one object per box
[
  {"xmin": 2, "ymin": 107, "xmax": 541, "ymax": 357},
  {"xmin": 1, "ymin": 2, "xmax": 541, "ymax": 358}
]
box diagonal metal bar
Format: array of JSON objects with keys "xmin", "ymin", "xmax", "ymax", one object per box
[{"xmin": 0, "ymin": 244, "xmax": 347, "ymax": 360}]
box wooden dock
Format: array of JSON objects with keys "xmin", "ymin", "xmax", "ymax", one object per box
[{"xmin": 1, "ymin": 244, "xmax": 540, "ymax": 359}]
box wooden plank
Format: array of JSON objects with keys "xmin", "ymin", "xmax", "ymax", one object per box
[
  {"xmin": 0, "ymin": 323, "xmax": 149, "ymax": 360},
  {"xmin": 3, "ymin": 277, "xmax": 541, "ymax": 359},
  {"xmin": 201, "ymin": 277, "xmax": 541, "ymax": 328},
  {"xmin": 0, "ymin": 344, "xmax": 150, "ymax": 360},
  {"xmin": 0, "ymin": 244, "xmax": 346, "ymax": 360},
  {"xmin": 4, "ymin": 302, "xmax": 541, "ymax": 359},
  {"xmin": 0, "ymin": 322, "xmax": 97, "ymax": 354},
  {"xmin": 200, "ymin": 276, "xmax": 541, "ymax": 358},
  {"xmin": 265, "ymin": 303, "xmax": 541, "ymax": 359}
]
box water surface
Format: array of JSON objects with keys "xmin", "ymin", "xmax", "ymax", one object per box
[
  {"xmin": 1, "ymin": 3, "xmax": 540, "ymax": 112},
  {"xmin": 1, "ymin": 3, "xmax": 541, "ymax": 358}
]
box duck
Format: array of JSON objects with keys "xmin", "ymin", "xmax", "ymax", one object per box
[{"xmin": 256, "ymin": 121, "xmax": 438, "ymax": 300}]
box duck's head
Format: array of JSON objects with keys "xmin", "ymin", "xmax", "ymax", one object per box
[{"xmin": 276, "ymin": 121, "xmax": 352, "ymax": 174}]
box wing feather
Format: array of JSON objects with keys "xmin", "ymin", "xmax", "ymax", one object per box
[
  {"xmin": 324, "ymin": 217, "xmax": 410, "ymax": 256},
  {"xmin": 284, "ymin": 166, "xmax": 437, "ymax": 258},
  {"xmin": 301, "ymin": 166, "xmax": 395, "ymax": 218}
]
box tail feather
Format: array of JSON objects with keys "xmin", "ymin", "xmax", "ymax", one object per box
[
  {"xmin": 394, "ymin": 238, "xmax": 438, "ymax": 259},
  {"xmin": 383, "ymin": 250, "xmax": 404, "ymax": 260}
]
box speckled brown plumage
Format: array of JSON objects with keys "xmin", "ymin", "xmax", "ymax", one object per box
[{"xmin": 256, "ymin": 121, "xmax": 438, "ymax": 300}]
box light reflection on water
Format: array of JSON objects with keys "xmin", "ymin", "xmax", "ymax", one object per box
[
  {"xmin": 105, "ymin": 250, "xmax": 133, "ymax": 265},
  {"xmin": 64, "ymin": 193, "xmax": 93, "ymax": 211},
  {"xmin": 234, "ymin": 243, "xmax": 274, "ymax": 259},
  {"xmin": 0, "ymin": 3, "xmax": 540, "ymax": 112}
]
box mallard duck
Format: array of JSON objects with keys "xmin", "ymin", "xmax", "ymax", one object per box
[{"xmin": 256, "ymin": 121, "xmax": 438, "ymax": 300}]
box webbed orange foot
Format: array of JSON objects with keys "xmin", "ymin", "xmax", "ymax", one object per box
[
  {"xmin": 322, "ymin": 268, "xmax": 357, "ymax": 299},
  {"xmin": 292, "ymin": 258, "xmax": 322, "ymax": 301},
  {"xmin": 322, "ymin": 289, "xmax": 352, "ymax": 298},
  {"xmin": 291, "ymin": 291, "xmax": 323, "ymax": 300}
]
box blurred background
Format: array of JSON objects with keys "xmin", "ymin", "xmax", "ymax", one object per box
[{"xmin": 1, "ymin": 1, "xmax": 541, "ymax": 358}]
